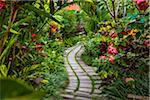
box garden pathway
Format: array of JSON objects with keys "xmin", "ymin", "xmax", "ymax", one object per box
[{"xmin": 61, "ymin": 44, "xmax": 104, "ymax": 100}]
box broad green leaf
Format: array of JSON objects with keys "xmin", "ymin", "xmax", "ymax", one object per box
[
  {"xmin": 0, "ymin": 79, "xmax": 42, "ymax": 100},
  {"xmin": 23, "ymin": 4, "xmax": 60, "ymax": 24}
]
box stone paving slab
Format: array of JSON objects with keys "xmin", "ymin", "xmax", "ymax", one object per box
[
  {"xmin": 61, "ymin": 94, "xmax": 74, "ymax": 99},
  {"xmin": 75, "ymin": 91, "xmax": 92, "ymax": 98},
  {"xmin": 78, "ymin": 88, "xmax": 91, "ymax": 93},
  {"xmin": 75, "ymin": 96, "xmax": 91, "ymax": 100}
]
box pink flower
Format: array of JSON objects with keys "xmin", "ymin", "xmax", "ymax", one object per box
[
  {"xmin": 134, "ymin": 0, "xmax": 149, "ymax": 11},
  {"xmin": 108, "ymin": 56, "xmax": 115, "ymax": 63},
  {"xmin": 99, "ymin": 56, "xmax": 107, "ymax": 60},
  {"xmin": 108, "ymin": 45, "xmax": 118, "ymax": 55},
  {"xmin": 125, "ymin": 77, "xmax": 135, "ymax": 83},
  {"xmin": 99, "ymin": 55, "xmax": 115, "ymax": 63},
  {"xmin": 136, "ymin": 0, "xmax": 146, "ymax": 4},
  {"xmin": 32, "ymin": 34, "xmax": 38, "ymax": 37},
  {"xmin": 0, "ymin": 0, "xmax": 6, "ymax": 10}
]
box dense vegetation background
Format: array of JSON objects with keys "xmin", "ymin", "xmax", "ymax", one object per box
[{"xmin": 0, "ymin": 0, "xmax": 149, "ymax": 100}]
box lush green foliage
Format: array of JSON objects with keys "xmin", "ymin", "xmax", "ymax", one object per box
[
  {"xmin": 0, "ymin": 0, "xmax": 149, "ymax": 99},
  {"xmin": 81, "ymin": 0, "xmax": 149, "ymax": 99},
  {"xmin": 0, "ymin": 1, "xmax": 70, "ymax": 99}
]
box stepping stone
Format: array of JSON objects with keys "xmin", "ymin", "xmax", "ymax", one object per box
[
  {"xmin": 67, "ymin": 86, "xmax": 77, "ymax": 90},
  {"xmin": 85, "ymin": 70, "xmax": 95, "ymax": 73},
  {"xmin": 75, "ymin": 96, "xmax": 91, "ymax": 100},
  {"xmin": 80, "ymin": 80, "xmax": 91, "ymax": 83},
  {"xmin": 67, "ymin": 69, "xmax": 73, "ymax": 72},
  {"xmin": 69, "ymin": 77, "xmax": 78, "ymax": 80},
  {"xmin": 69, "ymin": 67, "xmax": 80, "ymax": 70},
  {"xmin": 73, "ymin": 69, "xmax": 83, "ymax": 72},
  {"xmin": 75, "ymin": 91, "xmax": 92, "ymax": 98},
  {"xmin": 74, "ymin": 70, "xmax": 84, "ymax": 73},
  {"xmin": 88, "ymin": 72, "xmax": 97, "ymax": 76},
  {"xmin": 80, "ymin": 83, "xmax": 92, "ymax": 88},
  {"xmin": 64, "ymin": 89, "xmax": 74, "ymax": 93},
  {"xmin": 78, "ymin": 88, "xmax": 91, "ymax": 93},
  {"xmin": 70, "ymin": 79, "xmax": 78, "ymax": 83},
  {"xmin": 68, "ymin": 83, "xmax": 77, "ymax": 87},
  {"xmin": 68, "ymin": 73, "xmax": 75, "ymax": 76},
  {"xmin": 69, "ymin": 62, "xmax": 78, "ymax": 64},
  {"xmin": 60, "ymin": 94, "xmax": 74, "ymax": 99},
  {"xmin": 78, "ymin": 76, "xmax": 89, "ymax": 79},
  {"xmin": 76, "ymin": 72, "xmax": 86, "ymax": 76}
]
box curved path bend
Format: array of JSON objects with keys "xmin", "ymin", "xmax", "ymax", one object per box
[{"xmin": 61, "ymin": 44, "xmax": 104, "ymax": 100}]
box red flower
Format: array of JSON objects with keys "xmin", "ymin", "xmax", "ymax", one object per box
[
  {"xmin": 134, "ymin": 0, "xmax": 149, "ymax": 11},
  {"xmin": 32, "ymin": 34, "xmax": 38, "ymax": 37},
  {"xmin": 108, "ymin": 45, "xmax": 118, "ymax": 55},
  {"xmin": 99, "ymin": 55, "xmax": 115, "ymax": 63},
  {"xmin": 0, "ymin": 0, "xmax": 6, "ymax": 10},
  {"xmin": 108, "ymin": 56, "xmax": 115, "ymax": 63}
]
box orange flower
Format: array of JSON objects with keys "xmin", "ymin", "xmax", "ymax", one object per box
[
  {"xmin": 50, "ymin": 22, "xmax": 58, "ymax": 33},
  {"xmin": 128, "ymin": 29, "xmax": 139, "ymax": 37},
  {"xmin": 51, "ymin": 28, "xmax": 57, "ymax": 33}
]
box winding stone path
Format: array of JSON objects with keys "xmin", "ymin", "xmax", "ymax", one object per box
[{"xmin": 61, "ymin": 44, "xmax": 104, "ymax": 100}]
